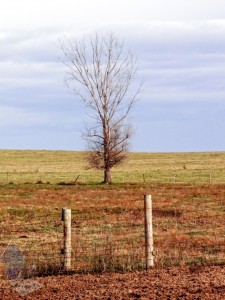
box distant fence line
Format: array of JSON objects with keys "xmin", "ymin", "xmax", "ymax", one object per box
[
  {"xmin": 0, "ymin": 171, "xmax": 224, "ymax": 185},
  {"xmin": 0, "ymin": 195, "xmax": 225, "ymax": 279}
]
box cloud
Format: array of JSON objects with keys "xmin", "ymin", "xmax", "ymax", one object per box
[
  {"xmin": 117, "ymin": 21, "xmax": 225, "ymax": 104},
  {"xmin": 1, "ymin": 20, "xmax": 225, "ymax": 151},
  {"xmin": 1, "ymin": 0, "xmax": 225, "ymax": 32},
  {"xmin": 0, "ymin": 29, "xmax": 60, "ymax": 63}
]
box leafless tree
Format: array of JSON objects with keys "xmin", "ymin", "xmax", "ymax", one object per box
[{"xmin": 60, "ymin": 33, "xmax": 141, "ymax": 184}]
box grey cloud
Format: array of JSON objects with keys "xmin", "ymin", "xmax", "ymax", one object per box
[
  {"xmin": 124, "ymin": 21, "xmax": 225, "ymax": 55},
  {"xmin": 0, "ymin": 28, "xmax": 60, "ymax": 63},
  {"xmin": 122, "ymin": 22, "xmax": 225, "ymax": 104},
  {"xmin": 1, "ymin": 21, "xmax": 225, "ymax": 151}
]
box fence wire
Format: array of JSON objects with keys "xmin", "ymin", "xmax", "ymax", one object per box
[
  {"xmin": 0, "ymin": 199, "xmax": 225, "ymax": 279},
  {"xmin": 1, "ymin": 170, "xmax": 225, "ymax": 185}
]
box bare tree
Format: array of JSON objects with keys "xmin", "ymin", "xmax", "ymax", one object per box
[{"xmin": 60, "ymin": 33, "xmax": 141, "ymax": 184}]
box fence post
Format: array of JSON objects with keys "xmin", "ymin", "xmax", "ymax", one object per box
[
  {"xmin": 143, "ymin": 174, "xmax": 146, "ymax": 183},
  {"xmin": 62, "ymin": 208, "xmax": 71, "ymax": 271},
  {"xmin": 144, "ymin": 195, "xmax": 154, "ymax": 269}
]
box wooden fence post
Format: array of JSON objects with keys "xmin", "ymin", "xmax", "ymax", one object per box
[
  {"xmin": 143, "ymin": 174, "xmax": 146, "ymax": 183},
  {"xmin": 62, "ymin": 208, "xmax": 71, "ymax": 271},
  {"xmin": 144, "ymin": 195, "xmax": 154, "ymax": 269}
]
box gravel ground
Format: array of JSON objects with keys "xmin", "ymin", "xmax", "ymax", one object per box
[{"xmin": 0, "ymin": 266, "xmax": 224, "ymax": 299}]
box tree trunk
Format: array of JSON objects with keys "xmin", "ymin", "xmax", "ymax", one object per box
[{"xmin": 104, "ymin": 167, "xmax": 112, "ymax": 184}]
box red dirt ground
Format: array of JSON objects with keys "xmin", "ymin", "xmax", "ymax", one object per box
[{"xmin": 0, "ymin": 266, "xmax": 224, "ymax": 299}]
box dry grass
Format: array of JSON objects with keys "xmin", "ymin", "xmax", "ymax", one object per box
[
  {"xmin": 0, "ymin": 150, "xmax": 224, "ymax": 276},
  {"xmin": 0, "ymin": 182, "xmax": 225, "ymax": 276}
]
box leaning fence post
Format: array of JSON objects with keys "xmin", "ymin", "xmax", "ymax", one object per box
[
  {"xmin": 144, "ymin": 195, "xmax": 154, "ymax": 269},
  {"xmin": 62, "ymin": 208, "xmax": 71, "ymax": 271}
]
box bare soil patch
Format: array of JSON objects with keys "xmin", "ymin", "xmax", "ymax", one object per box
[{"xmin": 0, "ymin": 266, "xmax": 224, "ymax": 299}]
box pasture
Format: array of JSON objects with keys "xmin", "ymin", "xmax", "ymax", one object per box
[
  {"xmin": 0, "ymin": 150, "xmax": 225, "ymax": 184},
  {"xmin": 0, "ymin": 150, "xmax": 224, "ymax": 277}
]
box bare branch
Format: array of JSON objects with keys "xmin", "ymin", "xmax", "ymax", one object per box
[{"xmin": 59, "ymin": 33, "xmax": 141, "ymax": 183}]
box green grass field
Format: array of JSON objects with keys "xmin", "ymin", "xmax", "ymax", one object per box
[{"xmin": 0, "ymin": 150, "xmax": 225, "ymax": 184}]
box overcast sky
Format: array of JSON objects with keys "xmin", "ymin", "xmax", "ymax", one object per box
[{"xmin": 1, "ymin": 0, "xmax": 225, "ymax": 152}]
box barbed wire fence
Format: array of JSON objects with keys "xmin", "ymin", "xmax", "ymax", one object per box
[
  {"xmin": 0, "ymin": 170, "xmax": 225, "ymax": 185},
  {"xmin": 68, "ymin": 197, "xmax": 146, "ymax": 273},
  {"xmin": 0, "ymin": 212, "xmax": 64, "ymax": 279},
  {"xmin": 0, "ymin": 195, "xmax": 225, "ymax": 280}
]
